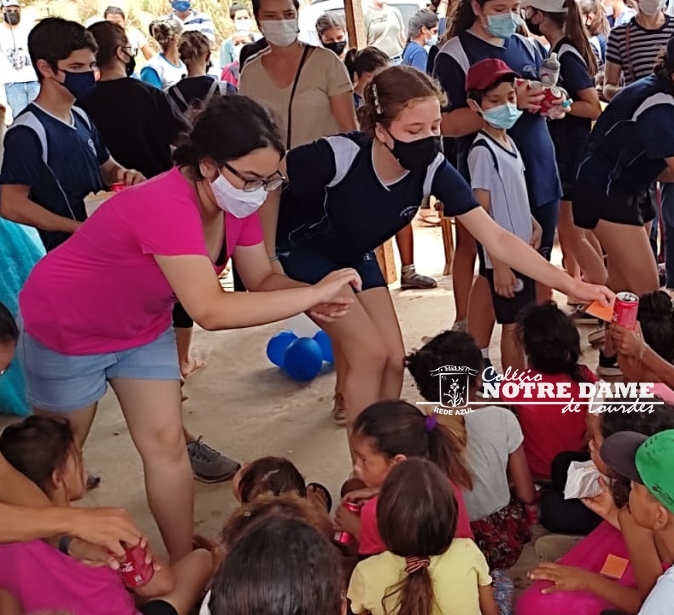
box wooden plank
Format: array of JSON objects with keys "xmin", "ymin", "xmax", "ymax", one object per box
[
  {"xmin": 375, "ymin": 239, "xmax": 398, "ymax": 285},
  {"xmin": 344, "ymin": 0, "xmax": 367, "ymax": 49}
]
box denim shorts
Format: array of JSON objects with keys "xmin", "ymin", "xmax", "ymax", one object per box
[{"xmin": 17, "ymin": 326, "xmax": 180, "ymax": 413}]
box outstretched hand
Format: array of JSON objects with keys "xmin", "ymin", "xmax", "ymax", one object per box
[
  {"xmin": 568, "ymin": 280, "xmax": 614, "ymax": 306},
  {"xmin": 610, "ymin": 322, "xmax": 646, "ymax": 360},
  {"xmin": 528, "ymin": 562, "xmax": 592, "ymax": 593}
]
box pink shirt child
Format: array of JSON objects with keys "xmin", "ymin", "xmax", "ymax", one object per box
[
  {"xmin": 358, "ymin": 482, "xmax": 474, "ymax": 556},
  {"xmin": 0, "ymin": 539, "xmax": 140, "ymax": 615},
  {"xmin": 19, "ymin": 167, "xmax": 263, "ymax": 355}
]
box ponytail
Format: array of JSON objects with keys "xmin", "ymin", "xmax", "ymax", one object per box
[
  {"xmin": 429, "ymin": 420, "xmax": 473, "ymax": 490},
  {"xmin": 563, "ymin": 0, "xmax": 598, "ymax": 76},
  {"xmin": 395, "ymin": 565, "xmax": 435, "ymax": 615}
]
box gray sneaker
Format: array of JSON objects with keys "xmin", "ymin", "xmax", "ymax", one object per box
[{"xmin": 187, "ymin": 437, "xmax": 240, "ymax": 483}]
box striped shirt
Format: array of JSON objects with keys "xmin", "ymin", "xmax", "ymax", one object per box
[
  {"xmin": 606, "ymin": 16, "xmax": 674, "ymax": 84},
  {"xmin": 166, "ymin": 10, "xmax": 215, "ymax": 42}
]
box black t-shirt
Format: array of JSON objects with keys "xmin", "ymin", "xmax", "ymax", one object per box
[
  {"xmin": 167, "ymin": 76, "xmax": 236, "ymax": 113},
  {"xmin": 78, "ymin": 78, "xmax": 189, "ymax": 179}
]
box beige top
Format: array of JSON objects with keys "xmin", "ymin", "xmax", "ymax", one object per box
[
  {"xmin": 239, "ymin": 46, "xmax": 352, "ymax": 149},
  {"xmin": 363, "ymin": 4, "xmax": 406, "ymax": 58}
]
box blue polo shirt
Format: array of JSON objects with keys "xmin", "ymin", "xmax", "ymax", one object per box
[
  {"xmin": 277, "ymin": 132, "xmax": 479, "ymax": 262},
  {"xmin": 402, "ymin": 41, "xmax": 429, "ymax": 70},
  {"xmin": 433, "ymin": 31, "xmax": 562, "ymax": 209},
  {"xmin": 0, "ymin": 103, "xmax": 109, "ymax": 251},
  {"xmin": 576, "ymin": 74, "xmax": 674, "ymax": 196}
]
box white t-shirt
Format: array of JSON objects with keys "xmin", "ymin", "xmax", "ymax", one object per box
[
  {"xmin": 126, "ymin": 27, "xmax": 150, "ymax": 57},
  {"xmin": 0, "ymin": 23, "xmax": 37, "ymax": 84},
  {"xmin": 467, "ymin": 131, "xmax": 531, "ymax": 269},
  {"xmin": 363, "ymin": 4, "xmax": 406, "ymax": 58},
  {"xmin": 639, "ymin": 566, "xmax": 674, "ymax": 614},
  {"xmin": 141, "ymin": 53, "xmax": 186, "ymax": 90},
  {"xmin": 199, "ymin": 590, "xmax": 211, "ymax": 615},
  {"xmin": 462, "ymin": 406, "xmax": 524, "ymax": 521}
]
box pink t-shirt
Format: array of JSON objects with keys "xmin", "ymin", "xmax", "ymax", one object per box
[
  {"xmin": 0, "ymin": 539, "xmax": 139, "ymax": 615},
  {"xmin": 19, "ymin": 168, "xmax": 263, "ymax": 355},
  {"xmin": 358, "ymin": 482, "xmax": 474, "ymax": 556}
]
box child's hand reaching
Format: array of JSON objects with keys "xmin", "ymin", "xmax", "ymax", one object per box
[
  {"xmin": 342, "ymin": 486, "xmax": 379, "ymax": 504},
  {"xmin": 334, "ymin": 504, "xmax": 362, "ymax": 540},
  {"xmin": 610, "ymin": 322, "xmax": 647, "ymax": 361},
  {"xmin": 530, "ymin": 218, "xmax": 542, "ymax": 251},
  {"xmin": 528, "ymin": 562, "xmax": 593, "ymax": 593}
]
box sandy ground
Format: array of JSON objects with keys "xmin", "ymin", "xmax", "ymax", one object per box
[{"xmin": 1, "ymin": 220, "xmax": 603, "ymax": 594}]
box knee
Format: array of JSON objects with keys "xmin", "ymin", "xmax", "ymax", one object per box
[
  {"xmin": 139, "ymin": 424, "xmax": 187, "ymax": 463},
  {"xmin": 347, "ymin": 342, "xmax": 388, "ymax": 374},
  {"xmin": 384, "ymin": 351, "xmax": 406, "ymax": 379}
]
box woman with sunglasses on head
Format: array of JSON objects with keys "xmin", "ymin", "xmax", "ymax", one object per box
[{"xmin": 15, "ymin": 96, "xmax": 359, "ymax": 566}]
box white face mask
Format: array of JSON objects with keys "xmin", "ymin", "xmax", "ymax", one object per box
[
  {"xmin": 235, "ymin": 17, "xmax": 253, "ymax": 32},
  {"xmin": 639, "ymin": 0, "xmax": 665, "ymax": 16},
  {"xmin": 210, "ymin": 173, "xmax": 267, "ymax": 218},
  {"xmin": 260, "ymin": 18, "xmax": 298, "ymax": 47}
]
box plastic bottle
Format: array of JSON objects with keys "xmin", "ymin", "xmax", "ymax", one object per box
[{"xmin": 540, "ymin": 52, "xmax": 560, "ymax": 86}]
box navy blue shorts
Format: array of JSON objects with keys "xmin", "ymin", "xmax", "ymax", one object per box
[
  {"xmin": 531, "ymin": 200, "xmax": 560, "ymax": 262},
  {"xmin": 278, "ymin": 245, "xmax": 386, "ymax": 292},
  {"xmin": 481, "ymin": 270, "xmax": 536, "ymax": 325}
]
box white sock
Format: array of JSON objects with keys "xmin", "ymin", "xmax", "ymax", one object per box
[{"xmin": 481, "ymin": 348, "xmax": 490, "ymax": 361}]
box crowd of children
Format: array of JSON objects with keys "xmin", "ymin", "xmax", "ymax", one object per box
[{"xmin": 4, "ymin": 0, "xmax": 674, "ymax": 613}]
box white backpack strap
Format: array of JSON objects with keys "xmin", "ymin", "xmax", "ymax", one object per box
[
  {"xmin": 172, "ymin": 86, "xmax": 188, "ymax": 108},
  {"xmin": 633, "ymin": 92, "xmax": 674, "ymax": 120},
  {"xmin": 423, "ymin": 153, "xmax": 444, "ymax": 198},
  {"xmin": 437, "ymin": 36, "xmax": 470, "ymax": 74},
  {"xmin": 323, "ymin": 135, "xmax": 361, "ymax": 187},
  {"xmin": 10, "ymin": 111, "xmax": 48, "ymax": 164},
  {"xmin": 515, "ymin": 34, "xmax": 540, "ymax": 64},
  {"xmin": 557, "ymin": 42, "xmax": 587, "ymax": 67},
  {"xmin": 72, "ymin": 106, "xmax": 92, "ymax": 130}
]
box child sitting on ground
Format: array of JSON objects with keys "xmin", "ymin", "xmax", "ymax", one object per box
[
  {"xmin": 465, "ymin": 58, "xmax": 542, "ymax": 372},
  {"xmin": 0, "ymin": 416, "xmax": 213, "ymax": 615},
  {"xmin": 514, "ymin": 301, "xmax": 597, "ymax": 481},
  {"xmin": 601, "ymin": 429, "xmax": 674, "ymax": 614},
  {"xmin": 406, "ymin": 330, "xmax": 536, "ymax": 570},
  {"xmin": 348, "ymin": 458, "xmax": 501, "ymax": 615},
  {"xmin": 337, "ymin": 400, "xmax": 474, "ymax": 558}
]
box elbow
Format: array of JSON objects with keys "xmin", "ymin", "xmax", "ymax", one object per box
[
  {"xmin": 0, "ymin": 199, "xmax": 20, "ymax": 223},
  {"xmin": 194, "ymin": 312, "xmax": 220, "ymax": 332}
]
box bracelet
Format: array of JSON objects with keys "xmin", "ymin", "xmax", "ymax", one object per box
[
  {"xmin": 269, "ymin": 255, "xmax": 279, "ymax": 263},
  {"xmin": 58, "ymin": 534, "xmax": 73, "ymax": 556}
]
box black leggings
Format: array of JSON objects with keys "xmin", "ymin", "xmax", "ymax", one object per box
[
  {"xmin": 172, "ymin": 267, "xmax": 247, "ymax": 329},
  {"xmin": 539, "ymin": 451, "xmax": 603, "ymax": 535}
]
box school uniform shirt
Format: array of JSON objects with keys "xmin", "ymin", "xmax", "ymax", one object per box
[
  {"xmin": 165, "ymin": 9, "xmax": 215, "ymax": 42},
  {"xmin": 608, "ymin": 7, "xmax": 637, "ymax": 28},
  {"xmin": 606, "ymin": 16, "xmax": 674, "ymax": 85},
  {"xmin": 277, "ymin": 132, "xmax": 479, "ymax": 263},
  {"xmin": 139, "ymin": 53, "xmax": 187, "ymax": 90},
  {"xmin": 590, "ymin": 33, "xmax": 607, "ymax": 66},
  {"xmin": 0, "ymin": 22, "xmax": 37, "ymax": 85},
  {"xmin": 467, "ymin": 131, "xmax": 530, "ymax": 269},
  {"xmin": 168, "ymin": 75, "xmax": 236, "ymax": 114},
  {"xmin": 402, "ymin": 40, "xmax": 429, "ymax": 70},
  {"xmin": 78, "ymin": 77, "xmax": 189, "ymax": 179},
  {"xmin": 463, "ymin": 406, "xmax": 524, "ymax": 521},
  {"xmin": 239, "ymin": 46, "xmax": 352, "ymax": 149},
  {"xmin": 575, "ymin": 74, "xmax": 674, "ymax": 198},
  {"xmin": 0, "ymin": 103, "xmax": 109, "ymax": 251},
  {"xmin": 638, "ymin": 567, "xmax": 674, "ymax": 614},
  {"xmin": 433, "ymin": 31, "xmax": 562, "ymax": 209},
  {"xmin": 547, "ymin": 39, "xmax": 595, "ymax": 191},
  {"xmin": 348, "ymin": 540, "xmax": 492, "ymax": 615}
]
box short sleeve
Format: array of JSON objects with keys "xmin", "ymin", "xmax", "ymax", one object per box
[
  {"xmin": 642, "ymin": 106, "xmax": 674, "ymax": 160},
  {"xmin": 347, "ymin": 562, "xmax": 370, "ymax": 614},
  {"xmin": 408, "ymin": 46, "xmax": 429, "ymax": 71},
  {"xmin": 433, "ymin": 52, "xmax": 467, "ymax": 110},
  {"xmin": 431, "ymin": 159, "xmax": 480, "ymax": 216},
  {"xmin": 560, "ymin": 51, "xmax": 594, "ymax": 94},
  {"xmin": 324, "ymin": 51, "xmax": 353, "ymax": 97},
  {"xmin": 234, "ymin": 212, "xmax": 264, "ymax": 247},
  {"xmin": 140, "ymin": 66, "xmax": 162, "ymax": 89},
  {"xmin": 0, "ymin": 126, "xmax": 44, "ymax": 186},
  {"xmin": 606, "ymin": 27, "xmax": 624, "ymax": 66},
  {"xmin": 503, "ymin": 408, "xmax": 524, "ymax": 454},
  {"xmin": 467, "ymin": 145, "xmax": 496, "ymax": 191},
  {"xmin": 638, "ymin": 571, "xmax": 674, "ymax": 615},
  {"xmin": 90, "ymin": 123, "xmax": 110, "ymax": 165},
  {"xmin": 134, "ymin": 27, "xmax": 148, "ymax": 48},
  {"xmin": 285, "ymin": 137, "xmax": 338, "ymax": 200},
  {"xmin": 358, "ymin": 496, "xmax": 386, "ymax": 555},
  {"xmin": 469, "ymin": 541, "xmax": 493, "ymax": 586}
]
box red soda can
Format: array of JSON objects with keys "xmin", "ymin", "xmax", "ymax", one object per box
[
  {"xmin": 110, "ymin": 182, "xmax": 125, "ymax": 193},
  {"xmin": 119, "ymin": 543, "xmax": 154, "ymax": 588},
  {"xmin": 335, "ymin": 501, "xmax": 362, "ymax": 544},
  {"xmin": 612, "ymin": 292, "xmax": 639, "ymax": 331},
  {"xmin": 541, "ymin": 85, "xmax": 565, "ymax": 113}
]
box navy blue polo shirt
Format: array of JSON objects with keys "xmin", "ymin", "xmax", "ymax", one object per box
[
  {"xmin": 433, "ymin": 31, "xmax": 562, "ymax": 209},
  {"xmin": 1, "ymin": 103, "xmax": 109, "ymax": 251},
  {"xmin": 547, "ymin": 39, "xmax": 595, "ymax": 182},
  {"xmin": 277, "ymin": 132, "xmax": 479, "ymax": 262},
  {"xmin": 576, "ymin": 74, "xmax": 674, "ymax": 196}
]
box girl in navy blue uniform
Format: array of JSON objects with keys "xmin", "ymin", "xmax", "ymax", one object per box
[
  {"xmin": 432, "ymin": 0, "xmax": 562, "ymax": 340},
  {"xmin": 522, "ymin": 0, "xmax": 607, "ymax": 286},
  {"xmin": 574, "ymin": 39, "xmax": 674, "ymax": 301},
  {"xmin": 261, "ymin": 66, "xmax": 611, "ymax": 426}
]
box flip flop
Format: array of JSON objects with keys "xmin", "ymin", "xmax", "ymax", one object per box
[{"xmin": 307, "ymin": 482, "xmax": 333, "ymax": 512}]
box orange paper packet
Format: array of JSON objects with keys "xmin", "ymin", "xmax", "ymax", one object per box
[
  {"xmin": 600, "ymin": 554, "xmax": 629, "ymax": 579},
  {"xmin": 586, "ymin": 299, "xmax": 615, "ymax": 323}
]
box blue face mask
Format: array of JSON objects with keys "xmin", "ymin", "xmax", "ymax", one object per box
[
  {"xmin": 427, "ymin": 33, "xmax": 439, "ymax": 46},
  {"xmin": 59, "ymin": 70, "xmax": 97, "ymax": 100},
  {"xmin": 482, "ymin": 102, "xmax": 523, "ymax": 130},
  {"xmin": 172, "ymin": 1, "xmax": 191, "ymax": 12},
  {"xmin": 485, "ymin": 13, "xmax": 522, "ymax": 38}
]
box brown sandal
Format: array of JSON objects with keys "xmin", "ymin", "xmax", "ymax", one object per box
[{"xmin": 331, "ymin": 393, "xmax": 348, "ymax": 426}]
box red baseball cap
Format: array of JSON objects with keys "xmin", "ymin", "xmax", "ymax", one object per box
[{"xmin": 465, "ymin": 59, "xmax": 520, "ymax": 91}]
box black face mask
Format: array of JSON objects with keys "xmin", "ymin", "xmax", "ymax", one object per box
[
  {"xmin": 4, "ymin": 12, "xmax": 20, "ymax": 26},
  {"xmin": 126, "ymin": 55, "xmax": 136, "ymax": 76},
  {"xmin": 525, "ymin": 16, "xmax": 541, "ymax": 36},
  {"xmin": 386, "ymin": 133, "xmax": 442, "ymax": 172},
  {"xmin": 206, "ymin": 60, "xmax": 213, "ymax": 72},
  {"xmin": 325, "ymin": 41, "xmax": 346, "ymax": 56}
]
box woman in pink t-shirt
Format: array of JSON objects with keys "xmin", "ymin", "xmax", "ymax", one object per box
[{"xmin": 16, "ymin": 96, "xmax": 360, "ymax": 564}]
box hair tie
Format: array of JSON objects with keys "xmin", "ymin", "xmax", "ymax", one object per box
[
  {"xmin": 405, "ymin": 556, "xmax": 431, "ymax": 574},
  {"xmin": 424, "ymin": 415, "xmax": 438, "ymax": 433},
  {"xmin": 371, "ymin": 83, "xmax": 383, "ymax": 116}
]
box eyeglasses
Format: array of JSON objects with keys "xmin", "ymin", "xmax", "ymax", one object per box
[{"xmin": 222, "ymin": 161, "xmax": 286, "ymax": 192}]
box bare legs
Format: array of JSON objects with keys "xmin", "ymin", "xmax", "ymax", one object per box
[
  {"xmin": 558, "ymin": 201, "xmax": 607, "ymax": 286},
  {"xmin": 452, "ymin": 220, "xmax": 477, "ymax": 326}
]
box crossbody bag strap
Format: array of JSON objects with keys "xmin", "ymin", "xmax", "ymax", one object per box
[{"xmin": 286, "ymin": 44, "xmax": 311, "ymax": 150}]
